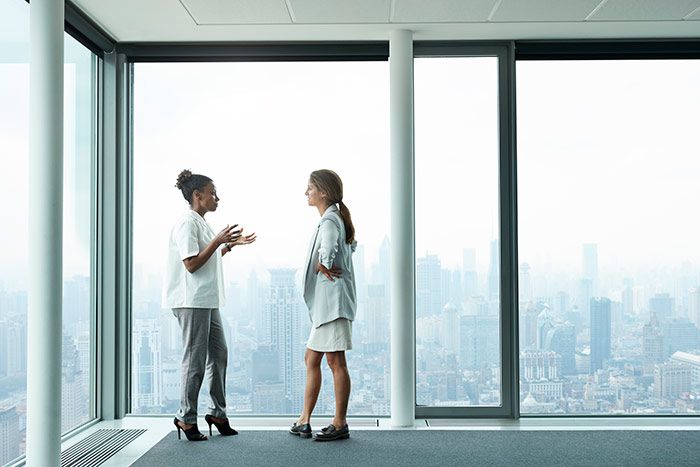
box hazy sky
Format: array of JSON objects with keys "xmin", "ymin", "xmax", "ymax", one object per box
[{"xmin": 3, "ymin": 19, "xmax": 700, "ymax": 289}]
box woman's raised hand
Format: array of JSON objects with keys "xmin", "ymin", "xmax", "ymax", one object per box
[
  {"xmin": 227, "ymin": 231, "xmax": 257, "ymax": 248},
  {"xmin": 215, "ymin": 224, "xmax": 242, "ymax": 246}
]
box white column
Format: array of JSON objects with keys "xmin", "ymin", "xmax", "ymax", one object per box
[
  {"xmin": 27, "ymin": 0, "xmax": 64, "ymax": 465},
  {"xmin": 390, "ymin": 29, "xmax": 415, "ymax": 427}
]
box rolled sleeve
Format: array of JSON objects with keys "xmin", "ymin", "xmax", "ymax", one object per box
[
  {"xmin": 318, "ymin": 219, "xmax": 340, "ymax": 269},
  {"xmin": 174, "ymin": 219, "xmax": 200, "ymax": 261}
]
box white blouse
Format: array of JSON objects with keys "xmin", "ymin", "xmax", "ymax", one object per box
[{"xmin": 162, "ymin": 210, "xmax": 225, "ymax": 309}]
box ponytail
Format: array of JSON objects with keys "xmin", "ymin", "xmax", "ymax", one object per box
[{"xmin": 338, "ymin": 200, "xmax": 355, "ymax": 245}]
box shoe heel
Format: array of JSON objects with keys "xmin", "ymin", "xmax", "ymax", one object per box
[
  {"xmin": 173, "ymin": 418, "xmax": 182, "ymax": 440},
  {"xmin": 207, "ymin": 422, "xmax": 213, "ymax": 437}
]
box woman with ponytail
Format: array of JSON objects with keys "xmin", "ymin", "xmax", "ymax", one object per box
[
  {"xmin": 290, "ymin": 169, "xmax": 357, "ymax": 442},
  {"xmin": 164, "ymin": 169, "xmax": 256, "ymax": 441}
]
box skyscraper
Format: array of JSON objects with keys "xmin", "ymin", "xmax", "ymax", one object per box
[
  {"xmin": 265, "ymin": 269, "xmax": 305, "ymax": 413},
  {"xmin": 417, "ymin": 254, "xmax": 442, "ymax": 317},
  {"xmin": 0, "ymin": 405, "xmax": 20, "ymax": 466},
  {"xmin": 642, "ymin": 314, "xmax": 664, "ymax": 376},
  {"xmin": 590, "ymin": 297, "xmax": 611, "ymax": 374},
  {"xmin": 582, "ymin": 243, "xmax": 598, "ymax": 294},
  {"xmin": 462, "ymin": 248, "xmax": 478, "ymax": 299},
  {"xmin": 543, "ymin": 322, "xmax": 576, "ymax": 375},
  {"xmin": 366, "ymin": 284, "xmax": 388, "ymax": 351},
  {"xmin": 649, "ymin": 293, "xmax": 674, "ymax": 323},
  {"xmin": 132, "ymin": 319, "xmax": 163, "ymax": 412}
]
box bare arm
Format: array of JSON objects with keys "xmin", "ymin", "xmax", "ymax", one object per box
[{"xmin": 183, "ymin": 224, "xmax": 240, "ymax": 273}]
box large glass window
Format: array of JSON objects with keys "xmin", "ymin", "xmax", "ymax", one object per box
[
  {"xmin": 414, "ymin": 56, "xmax": 501, "ymax": 407},
  {"xmin": 518, "ymin": 60, "xmax": 700, "ymax": 415},
  {"xmin": 131, "ymin": 61, "xmax": 389, "ymax": 416},
  {"xmin": 0, "ymin": 2, "xmax": 97, "ymax": 463}
]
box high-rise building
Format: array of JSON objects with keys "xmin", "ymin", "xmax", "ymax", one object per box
[
  {"xmin": 555, "ymin": 291, "xmax": 569, "ymax": 317},
  {"xmin": 366, "ymin": 284, "xmax": 388, "ymax": 351},
  {"xmin": 590, "ymin": 297, "xmax": 611, "ymax": 374},
  {"xmin": 132, "ymin": 319, "xmax": 163, "ymax": 412},
  {"xmin": 653, "ymin": 363, "xmax": 691, "ymax": 399},
  {"xmin": 661, "ymin": 319, "xmax": 699, "ymax": 358},
  {"xmin": 536, "ymin": 304, "xmax": 554, "ymax": 350},
  {"xmin": 440, "ymin": 303, "xmax": 460, "ymax": 355},
  {"xmin": 62, "ymin": 336, "xmax": 87, "ymax": 433},
  {"xmin": 689, "ymin": 288, "xmax": 700, "ymax": 329},
  {"xmin": 417, "ymin": 254, "xmax": 442, "ymax": 317},
  {"xmin": 0, "ymin": 405, "xmax": 20, "ymax": 466},
  {"xmin": 582, "ymin": 243, "xmax": 598, "ymax": 295},
  {"xmin": 543, "ymin": 322, "xmax": 576, "ymax": 375},
  {"xmin": 649, "ymin": 293, "xmax": 674, "ymax": 323},
  {"xmin": 462, "ymin": 248, "xmax": 478, "ymax": 299},
  {"xmin": 622, "ymin": 278, "xmax": 634, "ymax": 316},
  {"xmin": 265, "ymin": 269, "xmax": 305, "ymax": 413},
  {"xmin": 642, "ymin": 314, "xmax": 664, "ymax": 376},
  {"xmin": 522, "ymin": 304, "xmax": 540, "ymax": 350}
]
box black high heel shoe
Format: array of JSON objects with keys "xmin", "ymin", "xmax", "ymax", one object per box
[
  {"xmin": 205, "ymin": 414, "xmax": 239, "ymax": 436},
  {"xmin": 173, "ymin": 417, "xmax": 207, "ymax": 441}
]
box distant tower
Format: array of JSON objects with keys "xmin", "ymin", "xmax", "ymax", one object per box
[
  {"xmin": 265, "ymin": 269, "xmax": 305, "ymax": 412},
  {"xmin": 590, "ymin": 298, "xmax": 611, "ymax": 374}
]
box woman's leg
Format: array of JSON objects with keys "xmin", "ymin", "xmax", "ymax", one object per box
[
  {"xmin": 326, "ymin": 351, "xmax": 350, "ymax": 428},
  {"xmin": 205, "ymin": 308, "xmax": 228, "ymax": 419},
  {"xmin": 173, "ymin": 308, "xmax": 211, "ymax": 425},
  {"xmin": 298, "ymin": 348, "xmax": 324, "ymax": 424}
]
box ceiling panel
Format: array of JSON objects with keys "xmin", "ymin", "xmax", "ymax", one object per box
[
  {"xmin": 392, "ymin": 0, "xmax": 498, "ymax": 23},
  {"xmin": 289, "ymin": 0, "xmax": 391, "ymax": 23},
  {"xmin": 589, "ymin": 0, "xmax": 700, "ymax": 21},
  {"xmin": 181, "ymin": 0, "xmax": 291, "ymax": 24},
  {"xmin": 491, "ymin": 0, "xmax": 602, "ymax": 22}
]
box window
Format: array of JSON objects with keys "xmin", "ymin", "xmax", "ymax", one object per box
[
  {"xmin": 131, "ymin": 61, "xmax": 389, "ymax": 416},
  {"xmin": 517, "ymin": 59, "xmax": 700, "ymax": 415},
  {"xmin": 414, "ymin": 56, "xmax": 501, "ymax": 407},
  {"xmin": 0, "ymin": 4, "xmax": 98, "ymax": 464}
]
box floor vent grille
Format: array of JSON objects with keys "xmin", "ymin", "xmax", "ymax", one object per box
[{"xmin": 60, "ymin": 428, "xmax": 146, "ymax": 467}]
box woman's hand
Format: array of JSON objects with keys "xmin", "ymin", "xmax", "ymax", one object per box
[
  {"xmin": 214, "ymin": 224, "xmax": 242, "ymax": 246},
  {"xmin": 226, "ymin": 232, "xmax": 257, "ymax": 249},
  {"xmin": 316, "ymin": 263, "xmax": 342, "ymax": 281}
]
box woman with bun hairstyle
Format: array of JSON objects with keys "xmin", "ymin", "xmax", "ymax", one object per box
[
  {"xmin": 164, "ymin": 169, "xmax": 256, "ymax": 441},
  {"xmin": 290, "ymin": 169, "xmax": 357, "ymax": 442}
]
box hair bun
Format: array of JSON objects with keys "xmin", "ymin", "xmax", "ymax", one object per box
[{"xmin": 175, "ymin": 169, "xmax": 193, "ymax": 189}]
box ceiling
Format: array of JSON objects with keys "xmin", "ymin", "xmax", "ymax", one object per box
[{"xmin": 71, "ymin": 0, "xmax": 700, "ymax": 42}]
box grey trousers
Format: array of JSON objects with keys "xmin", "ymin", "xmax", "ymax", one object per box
[{"xmin": 173, "ymin": 308, "xmax": 228, "ymax": 424}]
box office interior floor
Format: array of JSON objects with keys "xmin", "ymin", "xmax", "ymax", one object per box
[{"xmin": 56, "ymin": 415, "xmax": 700, "ymax": 466}]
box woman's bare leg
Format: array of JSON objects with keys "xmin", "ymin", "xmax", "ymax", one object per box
[
  {"xmin": 297, "ymin": 348, "xmax": 324, "ymax": 424},
  {"xmin": 326, "ymin": 351, "xmax": 350, "ymax": 428}
]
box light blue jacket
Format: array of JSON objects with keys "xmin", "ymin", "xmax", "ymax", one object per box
[{"xmin": 302, "ymin": 205, "xmax": 357, "ymax": 328}]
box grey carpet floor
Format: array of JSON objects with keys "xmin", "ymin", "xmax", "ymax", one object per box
[{"xmin": 131, "ymin": 430, "xmax": 699, "ymax": 467}]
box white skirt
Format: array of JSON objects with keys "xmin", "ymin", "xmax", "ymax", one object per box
[{"xmin": 307, "ymin": 318, "xmax": 353, "ymax": 352}]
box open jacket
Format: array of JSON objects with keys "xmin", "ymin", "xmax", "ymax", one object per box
[{"xmin": 302, "ymin": 204, "xmax": 357, "ymax": 328}]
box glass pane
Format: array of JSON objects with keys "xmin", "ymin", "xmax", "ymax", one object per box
[
  {"xmin": 62, "ymin": 34, "xmax": 96, "ymax": 432},
  {"xmin": 0, "ymin": 1, "xmax": 29, "ymax": 463},
  {"xmin": 131, "ymin": 62, "xmax": 389, "ymax": 416},
  {"xmin": 415, "ymin": 57, "xmax": 501, "ymax": 407},
  {"xmin": 517, "ymin": 60, "xmax": 700, "ymax": 415},
  {"xmin": 0, "ymin": 3, "xmax": 97, "ymax": 463}
]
